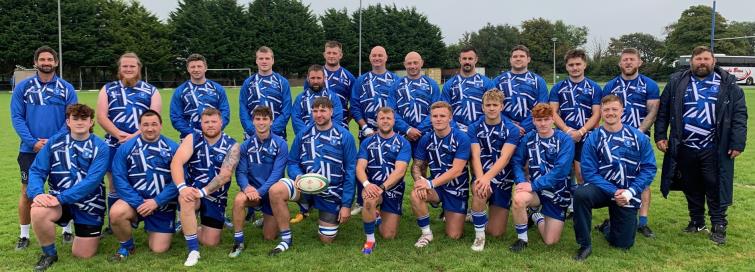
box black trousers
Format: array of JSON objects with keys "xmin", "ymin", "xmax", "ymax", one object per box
[
  {"xmin": 677, "ymin": 146, "xmax": 728, "ymax": 226},
  {"xmin": 574, "ymin": 184, "xmax": 638, "ymax": 249}
]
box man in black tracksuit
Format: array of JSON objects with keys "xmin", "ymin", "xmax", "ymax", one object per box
[{"xmin": 655, "ymin": 46, "xmax": 747, "ymax": 245}]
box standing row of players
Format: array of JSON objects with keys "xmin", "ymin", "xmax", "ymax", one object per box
[{"xmin": 11, "ymin": 42, "xmax": 745, "ymax": 271}]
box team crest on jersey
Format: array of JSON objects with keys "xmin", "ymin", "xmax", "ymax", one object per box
[
  {"xmin": 82, "ymin": 150, "xmax": 93, "ymax": 159},
  {"xmin": 624, "ymin": 139, "xmax": 634, "ymax": 147},
  {"xmin": 160, "ymin": 149, "xmax": 169, "ymax": 157},
  {"xmin": 547, "ymin": 146, "xmax": 557, "ymax": 155},
  {"xmin": 330, "ymin": 138, "xmax": 341, "ymax": 146},
  {"xmin": 390, "ymin": 143, "xmax": 400, "ymax": 153},
  {"xmin": 215, "ymin": 153, "xmax": 225, "ymax": 162}
]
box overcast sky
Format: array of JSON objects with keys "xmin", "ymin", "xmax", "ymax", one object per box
[{"xmin": 137, "ymin": 0, "xmax": 752, "ymax": 50}]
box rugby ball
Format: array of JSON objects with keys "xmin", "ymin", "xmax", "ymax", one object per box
[{"xmin": 296, "ymin": 173, "xmax": 330, "ymax": 194}]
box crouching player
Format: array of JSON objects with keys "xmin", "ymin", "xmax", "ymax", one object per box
[
  {"xmin": 356, "ymin": 107, "xmax": 412, "ymax": 254},
  {"xmin": 410, "ymin": 101, "xmax": 472, "ymax": 248},
  {"xmin": 170, "ymin": 108, "xmax": 240, "ymax": 266},
  {"xmin": 267, "ymin": 97, "xmax": 357, "ymax": 256},
  {"xmin": 228, "ymin": 106, "xmax": 288, "ymax": 257},
  {"xmin": 108, "ymin": 110, "xmax": 179, "ymax": 261},
  {"xmin": 467, "ymin": 89, "xmax": 520, "ymax": 251},
  {"xmin": 509, "ymin": 104, "xmax": 574, "ymax": 252},
  {"xmin": 27, "ymin": 104, "xmax": 109, "ymax": 271}
]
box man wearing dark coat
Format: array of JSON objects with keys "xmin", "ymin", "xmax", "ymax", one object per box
[{"xmin": 655, "ymin": 46, "xmax": 747, "ymax": 245}]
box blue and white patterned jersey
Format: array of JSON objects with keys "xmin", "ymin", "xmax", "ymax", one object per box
[
  {"xmin": 186, "ymin": 131, "xmax": 237, "ymax": 205},
  {"xmin": 549, "ymin": 77, "xmax": 602, "ymax": 130},
  {"xmin": 111, "ymin": 135, "xmax": 179, "ymax": 211},
  {"xmin": 580, "ymin": 126, "xmax": 656, "ymax": 208},
  {"xmin": 493, "ymin": 71, "xmax": 549, "ymax": 132},
  {"xmin": 236, "ymin": 133, "xmax": 288, "ymax": 197},
  {"xmin": 11, "ymin": 74, "xmax": 78, "ymax": 153},
  {"xmin": 394, "ymin": 75, "xmax": 442, "ymax": 134},
  {"xmin": 441, "ymin": 73, "xmax": 494, "ymax": 130},
  {"xmin": 512, "ymin": 130, "xmax": 574, "ymax": 207},
  {"xmin": 682, "ymin": 73, "xmax": 721, "ymax": 150},
  {"xmin": 357, "ymin": 133, "xmax": 412, "ymax": 188},
  {"xmin": 467, "ymin": 115, "xmax": 521, "ymax": 188},
  {"xmin": 103, "ymin": 80, "xmax": 159, "ymax": 147},
  {"xmin": 170, "ymin": 80, "xmax": 231, "ymax": 138},
  {"xmin": 325, "ymin": 67, "xmax": 356, "ymax": 127},
  {"xmin": 27, "ymin": 131, "xmax": 110, "ymax": 223},
  {"xmin": 602, "ymin": 74, "xmax": 660, "ymax": 129},
  {"xmin": 288, "ymin": 125, "xmax": 357, "ymax": 207},
  {"xmin": 239, "ymin": 72, "xmax": 292, "ymax": 138},
  {"xmin": 414, "ymin": 128, "xmax": 471, "ymax": 196},
  {"xmin": 350, "ymin": 71, "xmax": 399, "ymax": 129},
  {"xmin": 291, "ymin": 87, "xmax": 344, "ymax": 135}
]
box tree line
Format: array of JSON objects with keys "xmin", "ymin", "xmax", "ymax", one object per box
[{"xmin": 1, "ymin": 1, "xmax": 752, "ymax": 90}]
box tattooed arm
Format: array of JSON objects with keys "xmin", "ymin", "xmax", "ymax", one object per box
[
  {"xmin": 202, "ymin": 143, "xmax": 241, "ymax": 195},
  {"xmin": 639, "ymin": 99, "xmax": 660, "ymax": 133},
  {"xmin": 412, "ymin": 159, "xmax": 429, "ymax": 188}
]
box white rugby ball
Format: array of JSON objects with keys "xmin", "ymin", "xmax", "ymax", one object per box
[{"xmin": 296, "ymin": 173, "xmax": 330, "ymax": 194}]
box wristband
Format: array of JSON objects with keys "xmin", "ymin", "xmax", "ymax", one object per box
[
  {"xmin": 361, "ymin": 124, "xmax": 368, "ymax": 130},
  {"xmin": 199, "ymin": 188, "xmax": 208, "ymax": 198},
  {"xmin": 426, "ymin": 178, "xmax": 434, "ymax": 189},
  {"xmin": 177, "ymin": 184, "xmax": 188, "ymax": 192},
  {"xmin": 578, "ymin": 129, "xmax": 585, "ymax": 136},
  {"xmin": 362, "ymin": 180, "xmax": 371, "ymax": 188},
  {"xmin": 621, "ymin": 190, "xmax": 633, "ymax": 200}
]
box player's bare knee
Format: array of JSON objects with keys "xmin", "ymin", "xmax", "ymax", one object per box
[
  {"xmin": 30, "ymin": 207, "xmax": 50, "ymax": 222},
  {"xmin": 379, "ymin": 228, "xmax": 397, "ymax": 240},
  {"xmin": 446, "ymin": 230, "xmax": 463, "ymax": 240},
  {"xmin": 487, "ymin": 228, "xmax": 505, "ymax": 237},
  {"xmin": 543, "ymin": 237, "xmax": 560, "ymax": 245},
  {"xmin": 150, "ymin": 243, "xmax": 170, "ymax": 253},
  {"xmin": 72, "ymin": 249, "xmax": 97, "ymax": 259}
]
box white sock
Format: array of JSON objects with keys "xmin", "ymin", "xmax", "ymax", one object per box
[
  {"xmin": 420, "ymin": 226, "xmax": 432, "ymax": 236},
  {"xmin": 517, "ymin": 232, "xmax": 528, "ymax": 242},
  {"xmin": 366, "ymin": 233, "xmax": 375, "ymax": 242},
  {"xmin": 20, "ymin": 224, "xmax": 30, "ymax": 238},
  {"xmin": 62, "ymin": 224, "xmax": 72, "ymax": 234},
  {"xmin": 475, "ymin": 231, "xmax": 485, "ymax": 239}
]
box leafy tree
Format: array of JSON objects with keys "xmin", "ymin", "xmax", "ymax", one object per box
[
  {"xmin": 607, "ymin": 32, "xmax": 665, "ymax": 62},
  {"xmin": 663, "ymin": 5, "xmax": 749, "ymax": 59},
  {"xmin": 321, "ymin": 8, "xmax": 359, "ymax": 72},
  {"xmin": 462, "ymin": 23, "xmax": 520, "ymax": 76},
  {"xmin": 519, "ymin": 18, "xmax": 588, "ymax": 76}
]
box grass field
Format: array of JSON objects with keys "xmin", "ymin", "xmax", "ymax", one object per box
[{"xmin": 1, "ymin": 85, "xmax": 754, "ymax": 271}]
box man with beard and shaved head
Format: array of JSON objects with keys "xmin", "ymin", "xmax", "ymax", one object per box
[
  {"xmin": 493, "ymin": 45, "xmax": 550, "ymax": 134},
  {"xmin": 97, "ymin": 52, "xmax": 162, "ymax": 235},
  {"xmin": 12, "ymin": 46, "xmax": 78, "ymax": 250},
  {"xmin": 292, "ymin": 65, "xmax": 344, "ymax": 135},
  {"xmin": 602, "ymin": 48, "xmax": 661, "ymax": 238},
  {"xmin": 393, "ymin": 51, "xmax": 442, "ymax": 148},
  {"xmin": 655, "ymin": 46, "xmax": 747, "ymax": 245},
  {"xmin": 441, "ymin": 46, "xmax": 494, "ymax": 133},
  {"xmin": 350, "ymin": 45, "xmax": 401, "ymax": 216}
]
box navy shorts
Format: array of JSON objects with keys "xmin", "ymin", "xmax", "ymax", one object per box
[
  {"xmin": 379, "ymin": 182, "xmax": 405, "ymax": 215},
  {"xmin": 55, "ymin": 204, "xmax": 104, "ymax": 237},
  {"xmin": 434, "ymin": 187, "xmax": 468, "ymax": 214},
  {"xmin": 199, "ymin": 198, "xmax": 226, "ymax": 229},
  {"xmin": 489, "ymin": 181, "xmax": 513, "ymax": 210},
  {"xmin": 17, "ymin": 152, "xmax": 37, "ymax": 185},
  {"xmin": 538, "ymin": 193, "xmax": 567, "ymax": 221},
  {"xmin": 137, "ymin": 209, "xmax": 176, "ymax": 233},
  {"xmin": 574, "ymin": 140, "xmax": 584, "ymax": 163}
]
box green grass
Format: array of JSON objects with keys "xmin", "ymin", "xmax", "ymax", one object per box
[{"xmin": 1, "ymin": 85, "xmax": 754, "ymax": 271}]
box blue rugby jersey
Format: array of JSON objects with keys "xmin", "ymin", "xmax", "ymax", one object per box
[
  {"xmin": 27, "ymin": 130, "xmax": 110, "ymax": 222},
  {"xmin": 602, "ymin": 75, "xmax": 660, "ymax": 129},
  {"xmin": 302, "ymin": 67, "xmax": 356, "ymax": 127},
  {"xmin": 11, "ymin": 74, "xmax": 78, "ymax": 153},
  {"xmin": 549, "ymin": 77, "xmax": 602, "ymax": 130},
  {"xmin": 111, "ymin": 135, "xmax": 179, "ymax": 211},
  {"xmin": 350, "ymin": 71, "xmax": 400, "ymax": 130},
  {"xmin": 393, "ymin": 75, "xmax": 442, "ymax": 134},
  {"xmin": 682, "ymin": 73, "xmax": 721, "ymax": 150},
  {"xmin": 185, "ymin": 131, "xmax": 237, "ymax": 205},
  {"xmin": 291, "ymin": 86, "xmax": 344, "ymax": 135},
  {"xmin": 357, "ymin": 133, "xmax": 412, "ymax": 186},
  {"xmin": 467, "ymin": 114, "xmax": 521, "ymax": 188},
  {"xmin": 512, "ymin": 130, "xmax": 574, "ymax": 207},
  {"xmin": 170, "ymin": 80, "xmax": 231, "ymax": 138},
  {"xmin": 580, "ymin": 126, "xmax": 657, "ymax": 208},
  {"xmin": 414, "ymin": 128, "xmax": 471, "ymax": 196},
  {"xmin": 103, "ymin": 80, "xmax": 159, "ymax": 147},
  {"xmin": 236, "ymin": 133, "xmax": 288, "ymax": 197},
  {"xmin": 493, "ymin": 71, "xmax": 549, "ymax": 132},
  {"xmin": 288, "ymin": 124, "xmax": 357, "ymax": 207},
  {"xmin": 441, "ymin": 73, "xmax": 494, "ymax": 130},
  {"xmin": 239, "ymin": 72, "xmax": 292, "ymax": 138}
]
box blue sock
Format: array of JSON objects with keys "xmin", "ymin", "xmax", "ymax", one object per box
[
  {"xmin": 120, "ymin": 238, "xmax": 134, "ymax": 250},
  {"xmin": 234, "ymin": 231, "xmax": 244, "ymax": 245},
  {"xmin": 375, "ymin": 213, "xmax": 382, "ymax": 227},
  {"xmin": 363, "ymin": 220, "xmax": 376, "ymax": 235},
  {"xmin": 639, "ymin": 216, "xmax": 648, "ymax": 227},
  {"xmin": 185, "ymin": 233, "xmax": 199, "ymax": 252},
  {"xmin": 280, "ymin": 229, "xmax": 292, "ymax": 245},
  {"xmin": 42, "ymin": 243, "xmax": 57, "ymax": 256},
  {"xmin": 471, "ymin": 210, "xmax": 488, "ymax": 233}
]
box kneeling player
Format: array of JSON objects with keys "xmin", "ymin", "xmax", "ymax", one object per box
[
  {"xmin": 170, "ymin": 108, "xmax": 240, "ymax": 266},
  {"xmin": 109, "ymin": 110, "xmax": 179, "ymax": 261},
  {"xmin": 356, "ymin": 107, "xmax": 412, "ymax": 254},
  {"xmin": 467, "ymin": 90, "xmax": 520, "ymax": 251},
  {"xmin": 509, "ymin": 104, "xmax": 574, "ymax": 252},
  {"xmin": 410, "ymin": 101, "xmax": 472, "ymax": 248},
  {"xmin": 267, "ymin": 97, "xmax": 356, "ymax": 256},
  {"xmin": 229, "ymin": 106, "xmax": 288, "ymax": 257},
  {"xmin": 27, "ymin": 104, "xmax": 109, "ymax": 271}
]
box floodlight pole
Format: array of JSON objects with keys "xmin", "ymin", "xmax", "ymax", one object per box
[
  {"xmin": 710, "ymin": 1, "xmax": 716, "ymax": 52},
  {"xmin": 58, "ymin": 0, "xmax": 63, "ymax": 79},
  {"xmin": 552, "ymin": 37, "xmax": 558, "ymax": 85},
  {"xmin": 358, "ymin": 0, "xmax": 363, "ymax": 75}
]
